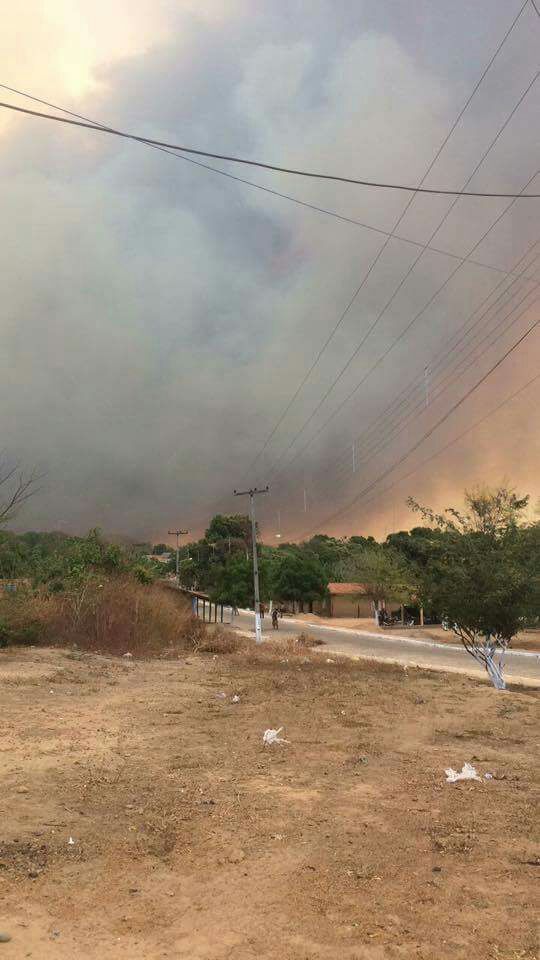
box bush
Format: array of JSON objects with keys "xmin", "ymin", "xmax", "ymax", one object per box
[
  {"xmin": 0, "ymin": 615, "xmax": 41, "ymax": 648},
  {"xmin": 0, "ymin": 577, "xmax": 270, "ymax": 660},
  {"xmin": 0, "ymin": 576, "xmax": 196, "ymax": 657},
  {"xmin": 296, "ymin": 631, "xmax": 324, "ymax": 647},
  {"xmin": 192, "ymin": 626, "xmax": 242, "ymax": 655},
  {"xmin": 0, "ymin": 590, "xmax": 52, "ymax": 647}
]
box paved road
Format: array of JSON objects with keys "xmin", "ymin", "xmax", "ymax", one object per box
[{"xmin": 232, "ymin": 610, "xmax": 540, "ymax": 685}]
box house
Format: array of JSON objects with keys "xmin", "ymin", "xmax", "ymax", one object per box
[{"xmin": 314, "ymin": 582, "xmax": 374, "ymax": 619}]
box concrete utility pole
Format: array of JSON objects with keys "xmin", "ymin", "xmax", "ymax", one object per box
[
  {"xmin": 233, "ymin": 486, "xmax": 268, "ymax": 643},
  {"xmin": 168, "ymin": 528, "xmax": 188, "ymax": 585}
]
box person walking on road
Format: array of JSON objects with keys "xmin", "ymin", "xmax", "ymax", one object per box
[{"xmin": 272, "ymin": 608, "xmax": 279, "ymax": 630}]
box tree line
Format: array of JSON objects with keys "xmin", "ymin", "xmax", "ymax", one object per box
[
  {"xmin": 0, "ymin": 486, "xmax": 538, "ymax": 689},
  {"xmin": 175, "ymin": 487, "xmax": 539, "ymax": 689}
]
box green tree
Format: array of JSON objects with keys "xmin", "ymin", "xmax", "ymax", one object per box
[
  {"xmin": 211, "ymin": 555, "xmax": 271, "ymax": 608},
  {"xmin": 205, "ymin": 514, "xmax": 252, "ymax": 548},
  {"xmin": 409, "ymin": 487, "xmax": 538, "ymax": 689},
  {"xmin": 151, "ymin": 543, "xmax": 170, "ymax": 555},
  {"xmin": 343, "ymin": 543, "xmax": 413, "ymax": 610},
  {"xmin": 271, "ymin": 551, "xmax": 326, "ymax": 608}
]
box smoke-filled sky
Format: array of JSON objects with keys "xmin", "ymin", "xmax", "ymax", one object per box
[{"xmin": 1, "ymin": 0, "xmax": 539, "ymax": 544}]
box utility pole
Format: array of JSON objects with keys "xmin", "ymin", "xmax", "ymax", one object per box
[
  {"xmin": 168, "ymin": 528, "xmax": 188, "ymax": 585},
  {"xmin": 233, "ymin": 486, "xmax": 268, "ymax": 643}
]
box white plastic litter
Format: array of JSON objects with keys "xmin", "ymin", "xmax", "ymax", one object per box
[
  {"xmin": 326, "ymin": 658, "xmax": 336, "ymax": 664},
  {"xmin": 484, "ymin": 772, "xmax": 494, "ymax": 780},
  {"xmin": 445, "ymin": 762, "xmax": 482, "ymax": 783},
  {"xmin": 231, "ymin": 695, "xmax": 240, "ymax": 703},
  {"xmin": 68, "ymin": 837, "xmax": 75, "ymax": 845},
  {"xmin": 123, "ymin": 652, "xmax": 133, "ymax": 658},
  {"xmin": 263, "ymin": 727, "xmax": 289, "ymax": 746}
]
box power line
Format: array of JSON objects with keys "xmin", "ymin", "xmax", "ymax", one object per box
[
  {"xmin": 530, "ymin": 0, "xmax": 540, "ymax": 17},
  {"xmin": 264, "ymin": 75, "xmax": 539, "ymax": 481},
  {"xmin": 308, "ymin": 370, "xmax": 540, "ymax": 538},
  {"xmin": 268, "ymin": 160, "xmax": 540, "ymax": 485},
  {"xmin": 260, "ymin": 240, "xmax": 540, "ymax": 529},
  {"xmin": 2, "ymin": 98, "xmax": 539, "ymax": 199},
  {"xmin": 292, "ymin": 369, "xmax": 540, "ymax": 540},
  {"xmin": 294, "ymin": 307, "xmax": 540, "ymax": 537},
  {"xmin": 1, "ymin": 86, "xmax": 521, "ymax": 282},
  {"xmin": 246, "ymin": 0, "xmax": 533, "ymax": 476},
  {"xmin": 2, "ymin": 76, "xmax": 536, "ymax": 510},
  {"xmin": 312, "ymin": 285, "xmax": 538, "ymax": 500},
  {"xmin": 273, "ymin": 286, "xmax": 538, "ymax": 525},
  {"xmin": 324, "ymin": 242, "xmax": 540, "ymax": 474},
  {"xmin": 307, "ymin": 252, "xmax": 540, "ymax": 489}
]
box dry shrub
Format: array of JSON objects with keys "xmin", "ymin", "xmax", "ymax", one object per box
[
  {"xmin": 296, "ymin": 631, "xmax": 324, "ymax": 647},
  {"xmin": 180, "ymin": 614, "xmax": 208, "ymax": 650},
  {"xmin": 0, "ymin": 578, "xmax": 251, "ymax": 660},
  {"xmin": 0, "ymin": 589, "xmax": 54, "ymax": 647},
  {"xmin": 54, "ymin": 577, "xmax": 195, "ymax": 657},
  {"xmin": 0, "ymin": 577, "xmax": 201, "ymax": 658},
  {"xmin": 231, "ymin": 634, "xmax": 321, "ymax": 666},
  {"xmin": 193, "ymin": 626, "xmax": 243, "ymax": 655}
]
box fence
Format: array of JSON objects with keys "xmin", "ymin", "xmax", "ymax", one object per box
[{"xmin": 191, "ymin": 594, "xmax": 233, "ymax": 623}]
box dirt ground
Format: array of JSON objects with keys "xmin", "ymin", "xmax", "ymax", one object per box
[
  {"xmin": 1, "ymin": 644, "xmax": 538, "ymax": 960},
  {"xmin": 291, "ymin": 614, "xmax": 540, "ymax": 651}
]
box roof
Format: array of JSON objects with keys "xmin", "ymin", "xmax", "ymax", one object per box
[{"xmin": 327, "ymin": 582, "xmax": 368, "ymax": 596}]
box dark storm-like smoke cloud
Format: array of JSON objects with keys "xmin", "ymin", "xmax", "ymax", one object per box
[{"xmin": 0, "ymin": 0, "xmax": 538, "ymax": 541}]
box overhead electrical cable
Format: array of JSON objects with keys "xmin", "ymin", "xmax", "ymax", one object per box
[
  {"xmin": 291, "ymin": 368, "xmax": 540, "ymax": 541},
  {"xmin": 273, "ymin": 286, "xmax": 538, "ymax": 523},
  {"xmin": 263, "ymin": 75, "xmax": 539, "ymax": 485},
  {"xmin": 310, "ymin": 286, "xmax": 539, "ymax": 501},
  {"xmin": 303, "ymin": 251, "xmax": 540, "ymax": 490},
  {"xmin": 2, "ymin": 69, "xmax": 537, "ymax": 524},
  {"xmin": 0, "ymin": 87, "xmax": 521, "ymax": 283},
  {"xmin": 276, "ymin": 249, "xmax": 539, "ymax": 497},
  {"xmin": 293, "ymin": 307, "xmax": 540, "ymax": 538},
  {"xmin": 1, "ymin": 98, "xmax": 539, "ymax": 199},
  {"xmin": 245, "ymin": 0, "xmax": 535, "ymax": 477},
  {"xmin": 267, "ymin": 161, "xmax": 540, "ymax": 486},
  {"xmin": 313, "ymin": 241, "xmax": 540, "ymax": 476}
]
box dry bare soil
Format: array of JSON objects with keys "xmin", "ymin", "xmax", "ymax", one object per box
[{"xmin": 1, "ymin": 645, "xmax": 538, "ymax": 960}]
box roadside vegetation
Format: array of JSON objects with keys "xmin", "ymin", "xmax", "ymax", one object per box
[
  {"xmin": 1, "ymin": 483, "xmax": 538, "ymax": 688},
  {"xmin": 176, "ymin": 486, "xmax": 539, "ymax": 689}
]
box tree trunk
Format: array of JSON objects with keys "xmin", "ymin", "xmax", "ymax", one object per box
[{"xmin": 454, "ymin": 626, "xmax": 508, "ymax": 690}]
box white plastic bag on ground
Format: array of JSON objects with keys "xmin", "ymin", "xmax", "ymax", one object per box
[
  {"xmin": 263, "ymin": 727, "xmax": 289, "ymax": 746},
  {"xmin": 445, "ymin": 762, "xmax": 482, "ymax": 783}
]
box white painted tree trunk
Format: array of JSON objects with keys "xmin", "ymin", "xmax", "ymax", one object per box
[{"xmin": 453, "ymin": 628, "xmax": 509, "ymax": 690}]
